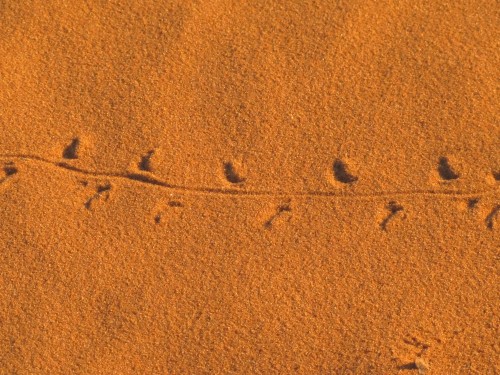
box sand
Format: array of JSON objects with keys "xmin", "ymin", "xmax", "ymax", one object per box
[{"xmin": 0, "ymin": 1, "xmax": 498, "ymax": 374}]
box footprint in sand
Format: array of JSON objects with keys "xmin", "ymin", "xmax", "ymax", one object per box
[
  {"xmin": 263, "ymin": 201, "xmax": 292, "ymax": 229},
  {"xmin": 437, "ymin": 156, "xmax": 459, "ymax": 181},
  {"xmin": 84, "ymin": 183, "xmax": 112, "ymax": 210},
  {"xmin": 379, "ymin": 201, "xmax": 405, "ymax": 231},
  {"xmin": 154, "ymin": 200, "xmax": 184, "ymax": 224},
  {"xmin": 0, "ymin": 162, "xmax": 18, "ymax": 186},
  {"xmin": 138, "ymin": 150, "xmax": 156, "ymax": 172},
  {"xmin": 332, "ymin": 158, "xmax": 358, "ymax": 184},
  {"xmin": 223, "ymin": 161, "xmax": 246, "ymax": 184},
  {"xmin": 62, "ymin": 138, "xmax": 80, "ymax": 160},
  {"xmin": 485, "ymin": 205, "xmax": 500, "ymax": 230}
]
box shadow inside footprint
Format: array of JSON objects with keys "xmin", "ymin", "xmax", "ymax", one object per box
[
  {"xmin": 1, "ymin": 163, "xmax": 17, "ymax": 183},
  {"xmin": 62, "ymin": 138, "xmax": 80, "ymax": 159},
  {"xmin": 138, "ymin": 150, "xmax": 155, "ymax": 172},
  {"xmin": 224, "ymin": 162, "xmax": 245, "ymax": 184},
  {"xmin": 4, "ymin": 164, "xmax": 17, "ymax": 176},
  {"xmin": 333, "ymin": 159, "xmax": 358, "ymax": 184},
  {"xmin": 437, "ymin": 157, "xmax": 459, "ymax": 180}
]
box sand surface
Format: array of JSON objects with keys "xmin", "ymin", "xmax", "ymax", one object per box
[{"xmin": 0, "ymin": 1, "xmax": 499, "ymax": 374}]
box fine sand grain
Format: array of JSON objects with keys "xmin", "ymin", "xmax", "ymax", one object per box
[{"xmin": 0, "ymin": 1, "xmax": 499, "ymax": 374}]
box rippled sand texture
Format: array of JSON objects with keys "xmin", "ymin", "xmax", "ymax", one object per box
[{"xmin": 0, "ymin": 1, "xmax": 498, "ymax": 374}]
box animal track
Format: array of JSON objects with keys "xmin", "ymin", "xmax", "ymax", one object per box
[
  {"xmin": 403, "ymin": 336, "xmax": 430, "ymax": 353},
  {"xmin": 138, "ymin": 150, "xmax": 155, "ymax": 172},
  {"xmin": 62, "ymin": 138, "xmax": 80, "ymax": 159},
  {"xmin": 437, "ymin": 157, "xmax": 459, "ymax": 181},
  {"xmin": 223, "ymin": 162, "xmax": 245, "ymax": 184},
  {"xmin": 84, "ymin": 183, "xmax": 112, "ymax": 210},
  {"xmin": 0, "ymin": 153, "xmax": 498, "ymax": 199},
  {"xmin": 380, "ymin": 201, "xmax": 404, "ymax": 231},
  {"xmin": 493, "ymin": 171, "xmax": 500, "ymax": 181},
  {"xmin": 264, "ymin": 202, "xmax": 292, "ymax": 229},
  {"xmin": 0, "ymin": 152, "xmax": 498, "ymax": 233},
  {"xmin": 332, "ymin": 159, "xmax": 358, "ymax": 184},
  {"xmin": 154, "ymin": 200, "xmax": 183, "ymax": 224},
  {"xmin": 485, "ymin": 205, "xmax": 499, "ymax": 230}
]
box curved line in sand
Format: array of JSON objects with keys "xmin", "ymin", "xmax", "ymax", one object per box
[{"xmin": 0, "ymin": 154, "xmax": 498, "ymax": 199}]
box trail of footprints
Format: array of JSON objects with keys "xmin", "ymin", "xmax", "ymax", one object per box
[{"xmin": 0, "ymin": 138, "xmax": 498, "ymax": 230}]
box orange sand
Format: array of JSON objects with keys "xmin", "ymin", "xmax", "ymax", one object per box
[{"xmin": 0, "ymin": 1, "xmax": 499, "ymax": 374}]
